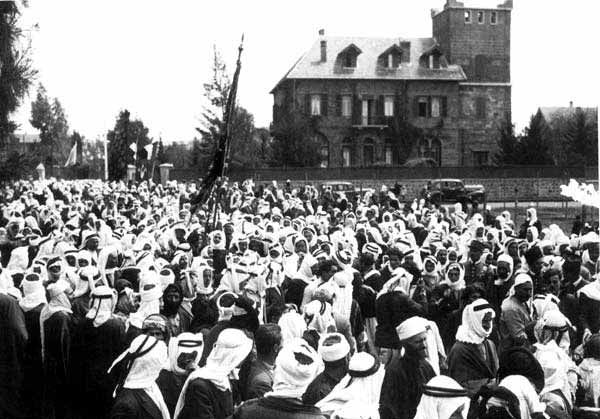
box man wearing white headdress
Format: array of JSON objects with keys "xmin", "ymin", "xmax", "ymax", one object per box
[
  {"xmin": 108, "ymin": 334, "xmax": 171, "ymax": 419},
  {"xmin": 174, "ymin": 328, "xmax": 253, "ymax": 419},
  {"xmin": 233, "ymin": 338, "xmax": 327, "ymax": 419},
  {"xmin": 413, "ymin": 375, "xmax": 470, "ymax": 419},
  {"xmin": 317, "ymin": 352, "xmax": 385, "ymax": 419},
  {"xmin": 71, "ymin": 285, "xmax": 126, "ymax": 419},
  {"xmin": 157, "ymin": 332, "xmax": 203, "ymax": 416}
]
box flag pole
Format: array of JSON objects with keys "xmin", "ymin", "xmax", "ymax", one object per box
[{"xmin": 104, "ymin": 137, "xmax": 109, "ymax": 180}]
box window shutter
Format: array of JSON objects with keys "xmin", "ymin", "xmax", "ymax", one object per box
[
  {"xmin": 441, "ymin": 96, "xmax": 448, "ymax": 117},
  {"xmin": 321, "ymin": 94, "xmax": 328, "ymax": 117},
  {"xmin": 427, "ymin": 96, "xmax": 432, "ymax": 118},
  {"xmin": 413, "ymin": 97, "xmax": 420, "ymax": 118},
  {"xmin": 336, "ymin": 95, "xmax": 342, "ymax": 116},
  {"xmin": 305, "ymin": 94, "xmax": 311, "ymax": 115},
  {"xmin": 393, "ymin": 52, "xmax": 400, "ymax": 68},
  {"xmin": 352, "ymin": 95, "xmax": 360, "ymax": 124},
  {"xmin": 377, "ymin": 95, "xmax": 385, "ymax": 117},
  {"xmin": 394, "ymin": 96, "xmax": 401, "ymax": 117}
]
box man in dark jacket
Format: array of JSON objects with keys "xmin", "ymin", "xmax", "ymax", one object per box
[
  {"xmin": 233, "ymin": 339, "xmax": 327, "ymax": 419},
  {"xmin": 241, "ymin": 323, "xmax": 281, "ymax": 401},
  {"xmin": 379, "ymin": 316, "xmax": 436, "ymax": 419},
  {"xmin": 0, "ymin": 291, "xmax": 28, "ymax": 419}
]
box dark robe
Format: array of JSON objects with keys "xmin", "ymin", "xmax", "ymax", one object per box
[
  {"xmin": 42, "ymin": 310, "xmax": 75, "ymax": 419},
  {"xmin": 379, "ymin": 354, "xmax": 436, "ymax": 419},
  {"xmin": 71, "ymin": 293, "xmax": 91, "ymax": 320},
  {"xmin": 22, "ymin": 303, "xmax": 44, "ymax": 419},
  {"xmin": 233, "ymin": 397, "xmax": 327, "ymax": 419},
  {"xmin": 0, "ymin": 294, "xmax": 28, "ymax": 419},
  {"xmin": 71, "ymin": 317, "xmax": 127, "ymax": 419},
  {"xmin": 177, "ymin": 377, "xmax": 233, "ymax": 419},
  {"xmin": 110, "ymin": 388, "xmax": 164, "ymax": 419},
  {"xmin": 579, "ymin": 293, "xmax": 600, "ymax": 334},
  {"xmin": 156, "ymin": 369, "xmax": 187, "ymax": 417},
  {"xmin": 190, "ymin": 295, "xmax": 219, "ymax": 333},
  {"xmin": 447, "ymin": 339, "xmax": 499, "ymax": 398},
  {"xmin": 375, "ymin": 291, "xmax": 425, "ymax": 349},
  {"xmin": 241, "ymin": 359, "xmax": 274, "ymax": 401},
  {"xmin": 302, "ymin": 364, "xmax": 347, "ymax": 405}
]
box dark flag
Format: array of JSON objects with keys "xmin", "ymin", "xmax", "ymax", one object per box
[{"xmin": 191, "ymin": 35, "xmax": 244, "ymax": 210}]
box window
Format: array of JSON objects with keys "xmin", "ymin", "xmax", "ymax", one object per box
[
  {"xmin": 428, "ymin": 55, "xmax": 434, "ymax": 69},
  {"xmin": 464, "ymin": 10, "xmax": 471, "ymax": 23},
  {"xmin": 491, "ymin": 11, "xmax": 497, "ymax": 24},
  {"xmin": 384, "ymin": 139, "xmax": 393, "ymax": 165},
  {"xmin": 344, "ymin": 53, "xmax": 356, "ymax": 68},
  {"xmin": 310, "ymin": 95, "xmax": 321, "ymax": 116},
  {"xmin": 431, "ymin": 97, "xmax": 441, "ymax": 118},
  {"xmin": 477, "ymin": 11, "xmax": 484, "ymax": 24},
  {"xmin": 363, "ymin": 139, "xmax": 374, "ymax": 167},
  {"xmin": 317, "ymin": 134, "xmax": 329, "ymax": 168},
  {"xmin": 475, "ymin": 97, "xmax": 486, "ymax": 119},
  {"xmin": 388, "ymin": 54, "xmax": 393, "ymax": 68},
  {"xmin": 361, "ymin": 100, "xmax": 369, "ymax": 125},
  {"xmin": 473, "ymin": 151, "xmax": 489, "ymax": 166},
  {"xmin": 384, "ymin": 96, "xmax": 394, "ymax": 117},
  {"xmin": 341, "ymin": 95, "xmax": 352, "ymax": 117},
  {"xmin": 342, "ymin": 139, "xmax": 352, "ymax": 167},
  {"xmin": 418, "ymin": 97, "xmax": 428, "ymax": 117}
]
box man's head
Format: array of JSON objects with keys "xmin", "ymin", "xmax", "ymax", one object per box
[
  {"xmin": 396, "ymin": 316, "xmax": 429, "ymax": 360},
  {"xmin": 513, "ymin": 274, "xmax": 533, "ymax": 303},
  {"xmin": 319, "ymin": 332, "xmax": 351, "ymax": 369},
  {"xmin": 468, "ymin": 240, "xmax": 485, "ymax": 263},
  {"xmin": 162, "ymin": 284, "xmax": 182, "ymax": 316},
  {"xmin": 525, "ymin": 246, "xmax": 545, "ymax": 275},
  {"xmin": 255, "ymin": 324, "xmax": 282, "ymax": 362},
  {"xmin": 388, "ymin": 247, "xmax": 403, "ymax": 270},
  {"xmin": 543, "ymin": 268, "xmax": 562, "ymax": 296}
]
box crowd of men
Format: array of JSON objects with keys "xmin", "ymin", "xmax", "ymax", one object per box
[{"xmin": 0, "ymin": 176, "xmax": 599, "ymax": 419}]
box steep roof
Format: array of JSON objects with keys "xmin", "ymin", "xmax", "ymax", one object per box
[{"xmin": 272, "ymin": 36, "xmax": 466, "ymax": 92}]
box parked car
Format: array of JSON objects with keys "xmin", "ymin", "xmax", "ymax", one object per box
[
  {"xmin": 320, "ymin": 181, "xmax": 375, "ymax": 200},
  {"xmin": 429, "ymin": 178, "xmax": 486, "ymax": 206}
]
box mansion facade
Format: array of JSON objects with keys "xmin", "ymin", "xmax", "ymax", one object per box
[{"xmin": 271, "ymin": 0, "xmax": 512, "ymax": 167}]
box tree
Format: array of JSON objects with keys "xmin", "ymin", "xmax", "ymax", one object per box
[
  {"xmin": 30, "ymin": 85, "xmax": 71, "ymax": 166},
  {"xmin": 564, "ymin": 108, "xmax": 598, "ymax": 166},
  {"xmin": 0, "ymin": 2, "xmax": 37, "ymax": 146},
  {"xmin": 270, "ymin": 112, "xmax": 321, "ymax": 167},
  {"xmin": 195, "ymin": 46, "xmax": 258, "ymax": 173},
  {"xmin": 388, "ymin": 114, "xmax": 425, "ymax": 164},
  {"xmin": 519, "ymin": 109, "xmax": 554, "ymax": 165},
  {"xmin": 493, "ymin": 113, "xmax": 521, "ymax": 165},
  {"xmin": 155, "ymin": 138, "xmax": 167, "ymax": 164},
  {"xmin": 189, "ymin": 138, "xmax": 203, "ymax": 170},
  {"xmin": 106, "ymin": 110, "xmax": 151, "ymax": 180}
]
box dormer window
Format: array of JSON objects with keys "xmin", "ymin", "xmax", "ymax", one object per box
[
  {"xmin": 378, "ymin": 45, "xmax": 402, "ymax": 69},
  {"xmin": 420, "ymin": 45, "xmax": 444, "ymax": 69},
  {"xmin": 477, "ymin": 11, "xmax": 484, "ymax": 24},
  {"xmin": 491, "ymin": 11, "xmax": 498, "ymax": 24},
  {"xmin": 338, "ymin": 44, "xmax": 362, "ymax": 69}
]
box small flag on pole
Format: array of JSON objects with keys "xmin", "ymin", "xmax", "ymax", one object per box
[
  {"xmin": 64, "ymin": 142, "xmax": 77, "ymax": 167},
  {"xmin": 129, "ymin": 143, "xmax": 137, "ymax": 153}
]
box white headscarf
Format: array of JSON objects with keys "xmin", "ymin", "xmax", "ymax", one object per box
[
  {"xmin": 414, "ymin": 375, "xmax": 470, "ymax": 419},
  {"xmin": 168, "ymin": 332, "xmax": 204, "ymax": 375},
  {"xmin": 174, "ymin": 328, "xmax": 253, "ymax": 419},
  {"xmin": 86, "ymin": 285, "xmax": 117, "ymax": 328},
  {"xmin": 332, "ymin": 270, "xmax": 353, "ymax": 320},
  {"xmin": 40, "ymin": 279, "xmax": 72, "ymax": 362},
  {"xmin": 440, "ymin": 262, "xmax": 465, "ymax": 291},
  {"xmin": 455, "ymin": 299, "xmax": 496, "ymax": 345},
  {"xmin": 129, "ymin": 270, "xmax": 162, "ymax": 329},
  {"xmin": 317, "ymin": 352, "xmax": 384, "ymax": 418},
  {"xmin": 278, "ymin": 310, "xmax": 307, "ymax": 345},
  {"xmin": 20, "ymin": 272, "xmax": 47, "ymax": 312},
  {"xmin": 108, "ymin": 334, "xmax": 170, "ymax": 419},
  {"xmin": 304, "ymin": 300, "xmax": 336, "ymax": 333},
  {"xmin": 265, "ymin": 338, "xmax": 322, "ymax": 399}
]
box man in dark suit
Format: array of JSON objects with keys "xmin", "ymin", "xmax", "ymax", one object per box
[{"xmin": 242, "ymin": 323, "xmax": 282, "ymax": 400}]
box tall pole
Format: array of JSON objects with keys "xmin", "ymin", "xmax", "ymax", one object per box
[{"xmin": 104, "ymin": 137, "xmax": 108, "ymax": 181}]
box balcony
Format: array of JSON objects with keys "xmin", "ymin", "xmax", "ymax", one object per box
[{"xmin": 352, "ymin": 115, "xmax": 392, "ymax": 128}]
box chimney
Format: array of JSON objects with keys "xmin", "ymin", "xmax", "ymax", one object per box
[
  {"xmin": 319, "ymin": 29, "xmax": 326, "ymax": 62},
  {"xmin": 569, "ymin": 101, "xmax": 573, "ymax": 108}
]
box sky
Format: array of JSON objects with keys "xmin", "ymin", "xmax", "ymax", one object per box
[{"xmin": 12, "ymin": 0, "xmax": 600, "ymax": 143}]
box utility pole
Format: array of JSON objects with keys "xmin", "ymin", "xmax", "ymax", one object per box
[{"xmin": 103, "ymin": 136, "xmax": 109, "ymax": 181}]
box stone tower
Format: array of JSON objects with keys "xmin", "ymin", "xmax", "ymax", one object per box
[{"xmin": 432, "ymin": 0, "xmax": 512, "ymax": 82}]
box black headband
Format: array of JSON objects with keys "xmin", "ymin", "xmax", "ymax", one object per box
[
  {"xmin": 178, "ymin": 339, "xmax": 203, "ymax": 348},
  {"xmin": 473, "ymin": 303, "xmax": 493, "ymax": 312},
  {"xmin": 423, "ymin": 385, "xmax": 468, "ymax": 398},
  {"xmin": 349, "ymin": 359, "xmax": 380, "ymax": 378}
]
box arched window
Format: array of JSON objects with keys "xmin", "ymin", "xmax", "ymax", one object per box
[
  {"xmin": 384, "ymin": 139, "xmax": 394, "ymax": 165},
  {"xmin": 363, "ymin": 138, "xmax": 374, "ymax": 167},
  {"xmin": 342, "ymin": 138, "xmax": 353, "ymax": 168},
  {"xmin": 430, "ymin": 138, "xmax": 442, "ymax": 166},
  {"xmin": 417, "ymin": 138, "xmax": 429, "ymax": 158},
  {"xmin": 315, "ymin": 133, "xmax": 329, "ymax": 168}
]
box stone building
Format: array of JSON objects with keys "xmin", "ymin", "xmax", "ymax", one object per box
[{"xmin": 271, "ymin": 0, "xmax": 512, "ymax": 167}]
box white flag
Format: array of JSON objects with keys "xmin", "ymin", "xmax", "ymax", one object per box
[
  {"xmin": 64, "ymin": 143, "xmax": 77, "ymax": 167},
  {"xmin": 129, "ymin": 143, "xmax": 137, "ymax": 153},
  {"xmin": 144, "ymin": 144, "xmax": 154, "ymax": 158}
]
